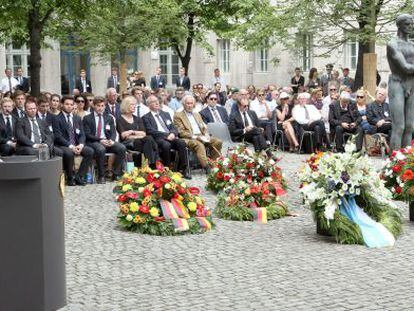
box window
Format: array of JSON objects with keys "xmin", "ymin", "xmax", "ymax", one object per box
[
  {"xmin": 344, "ymin": 37, "xmax": 358, "ymax": 70},
  {"xmin": 218, "ymin": 39, "xmax": 230, "ymax": 73},
  {"xmin": 296, "ymin": 34, "xmax": 312, "ymax": 72},
  {"xmin": 159, "ymin": 47, "xmax": 180, "ymax": 86},
  {"xmin": 5, "ymin": 41, "xmax": 30, "ymax": 77},
  {"xmin": 256, "ymin": 48, "xmax": 269, "ymax": 72}
]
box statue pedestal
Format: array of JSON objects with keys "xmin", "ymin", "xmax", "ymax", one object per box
[{"xmin": 0, "ymin": 157, "xmax": 66, "ymax": 311}]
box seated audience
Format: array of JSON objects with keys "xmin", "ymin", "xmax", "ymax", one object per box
[
  {"xmin": 83, "ymin": 96, "xmax": 127, "ymax": 183},
  {"xmin": 169, "ymin": 87, "xmax": 185, "ymax": 111},
  {"xmin": 275, "ymin": 92, "xmax": 299, "ymax": 152},
  {"xmin": 249, "ymin": 88, "xmax": 275, "ymax": 144},
  {"xmin": 37, "ymin": 94, "xmax": 55, "ymax": 130},
  {"xmin": 12, "ymin": 90, "xmax": 26, "ymax": 119},
  {"xmin": 355, "ymin": 89, "xmax": 375, "ymax": 134},
  {"xmin": 213, "ymin": 82, "xmax": 227, "ymax": 106},
  {"xmin": 105, "ymin": 88, "xmax": 121, "ymax": 119},
  {"xmin": 50, "ymin": 94, "xmax": 61, "ymax": 115},
  {"xmin": 367, "ymin": 88, "xmax": 392, "ymax": 139},
  {"xmin": 15, "ymin": 99, "xmax": 54, "ymax": 155},
  {"xmin": 0, "ymin": 97, "xmax": 17, "ymax": 156},
  {"xmin": 53, "ymin": 95, "xmax": 94, "ymax": 186},
  {"xmin": 200, "ymin": 91, "xmax": 229, "ymax": 124},
  {"xmin": 131, "ymin": 87, "xmax": 149, "ymax": 118},
  {"xmin": 228, "ymin": 98, "xmax": 269, "ymax": 154},
  {"xmin": 117, "ymin": 96, "xmax": 159, "ymax": 168},
  {"xmin": 329, "ymin": 92, "xmax": 363, "ymax": 152},
  {"xmin": 292, "ymin": 92, "xmax": 329, "ymax": 151},
  {"xmin": 174, "ymin": 95, "xmax": 222, "ymax": 174},
  {"xmin": 142, "ymin": 95, "xmax": 191, "ymax": 179},
  {"xmin": 74, "ymin": 95, "xmax": 90, "ymax": 119}
]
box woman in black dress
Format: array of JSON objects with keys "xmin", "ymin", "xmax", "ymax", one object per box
[
  {"xmin": 117, "ymin": 96, "xmax": 159, "ymax": 168},
  {"xmin": 275, "ymin": 92, "xmax": 300, "ymax": 152}
]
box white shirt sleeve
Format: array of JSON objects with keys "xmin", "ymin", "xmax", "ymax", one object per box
[{"xmin": 292, "ymin": 106, "xmax": 308, "ymax": 125}]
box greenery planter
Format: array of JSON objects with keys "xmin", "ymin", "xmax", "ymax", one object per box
[{"xmin": 316, "ymin": 219, "xmax": 331, "ymax": 236}]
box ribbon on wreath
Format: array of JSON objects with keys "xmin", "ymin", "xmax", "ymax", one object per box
[
  {"xmin": 195, "ymin": 217, "xmax": 212, "ymax": 230},
  {"xmin": 160, "ymin": 200, "xmax": 179, "ymax": 220},
  {"xmin": 171, "ymin": 198, "xmax": 190, "ymax": 219},
  {"xmin": 251, "ymin": 208, "xmax": 267, "ymax": 224}
]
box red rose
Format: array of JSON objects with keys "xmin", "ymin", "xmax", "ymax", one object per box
[
  {"xmin": 117, "ymin": 194, "xmax": 127, "ymax": 202},
  {"xmin": 224, "ymin": 175, "xmax": 230, "ymax": 181},
  {"xmin": 154, "ymin": 216, "xmax": 165, "ymax": 222},
  {"xmin": 402, "ymin": 169, "xmax": 414, "ymax": 181},
  {"xmin": 392, "ymin": 165, "xmax": 402, "ymax": 173},
  {"xmin": 160, "ymin": 175, "xmax": 171, "ymax": 184},
  {"xmin": 258, "ymin": 171, "xmax": 265, "ymax": 178},
  {"xmin": 139, "ymin": 205, "xmax": 150, "ymax": 214},
  {"xmin": 217, "ymin": 171, "xmax": 224, "ymax": 179},
  {"xmin": 188, "ymin": 187, "xmax": 200, "ymax": 195},
  {"xmin": 152, "ymin": 180, "xmax": 162, "ymax": 189},
  {"xmin": 395, "ymin": 186, "xmax": 402, "ymax": 194},
  {"xmin": 391, "ymin": 150, "xmax": 398, "ymax": 159},
  {"xmin": 146, "ymin": 173, "xmax": 155, "ymax": 183},
  {"xmin": 125, "ymin": 192, "xmax": 138, "ymax": 199},
  {"xmin": 143, "ymin": 188, "xmax": 152, "ymax": 197},
  {"xmin": 177, "ymin": 186, "xmax": 186, "ymax": 194},
  {"xmin": 263, "ymin": 189, "xmax": 270, "ymax": 195}
]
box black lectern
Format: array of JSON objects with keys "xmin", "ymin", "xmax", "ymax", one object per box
[{"xmin": 0, "ymin": 157, "xmax": 66, "ymax": 311}]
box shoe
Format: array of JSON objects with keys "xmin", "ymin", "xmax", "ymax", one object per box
[
  {"xmin": 75, "ymin": 176, "xmax": 86, "ymax": 186},
  {"xmin": 66, "ymin": 177, "xmax": 76, "ymax": 186},
  {"xmin": 97, "ymin": 176, "xmax": 106, "ymax": 184},
  {"xmin": 182, "ymin": 170, "xmax": 192, "ymax": 180},
  {"xmin": 112, "ymin": 175, "xmax": 122, "ymax": 181}
]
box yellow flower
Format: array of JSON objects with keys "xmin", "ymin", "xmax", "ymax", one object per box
[
  {"xmin": 165, "ymin": 183, "xmax": 172, "ymax": 189},
  {"xmin": 135, "ymin": 177, "xmax": 146, "ymax": 184},
  {"xmin": 122, "ymin": 184, "xmax": 132, "ymax": 192},
  {"xmin": 187, "ymin": 202, "xmax": 197, "ymax": 212},
  {"xmin": 126, "ymin": 214, "xmax": 133, "ymax": 221},
  {"xmin": 244, "ymin": 188, "xmax": 251, "ymax": 195},
  {"xmin": 195, "ymin": 196, "xmax": 203, "ymax": 205},
  {"xmin": 172, "ymin": 173, "xmax": 182, "ymax": 183},
  {"xmin": 133, "ymin": 215, "xmax": 142, "ymax": 223},
  {"xmin": 142, "ymin": 197, "xmax": 150, "ymax": 205},
  {"xmin": 129, "ymin": 202, "xmax": 139, "ymax": 213},
  {"xmin": 150, "ymin": 207, "xmax": 160, "ymax": 217},
  {"xmin": 138, "ymin": 187, "xmax": 144, "ymax": 193}
]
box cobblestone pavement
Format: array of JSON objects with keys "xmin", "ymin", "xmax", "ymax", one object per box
[{"xmin": 61, "ymin": 153, "xmax": 414, "ymax": 311}]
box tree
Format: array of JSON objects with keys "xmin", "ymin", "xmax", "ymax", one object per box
[
  {"xmin": 0, "ymin": 0, "xmax": 86, "ymax": 97},
  {"xmin": 72, "ymin": 0, "xmax": 176, "ymax": 92},
  {"xmin": 155, "ymin": 0, "xmax": 274, "ymax": 74},
  {"xmin": 233, "ymin": 0, "xmax": 414, "ymax": 90}
]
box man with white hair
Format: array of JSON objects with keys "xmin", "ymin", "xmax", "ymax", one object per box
[
  {"xmin": 329, "ymin": 92, "xmax": 363, "ymax": 152},
  {"xmin": 174, "ymin": 95, "xmax": 222, "ymax": 174},
  {"xmin": 292, "ymin": 92, "xmax": 329, "ymax": 151},
  {"xmin": 104, "ymin": 87, "xmax": 120, "ymax": 119}
]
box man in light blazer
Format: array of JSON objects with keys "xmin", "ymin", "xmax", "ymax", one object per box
[{"xmin": 174, "ymin": 95, "xmax": 222, "ymax": 174}]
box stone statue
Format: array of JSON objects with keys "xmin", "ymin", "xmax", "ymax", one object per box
[{"xmin": 387, "ymin": 14, "xmax": 414, "ymax": 151}]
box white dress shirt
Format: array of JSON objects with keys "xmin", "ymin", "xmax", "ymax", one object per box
[
  {"xmin": 239, "ymin": 109, "xmax": 253, "ymax": 128},
  {"xmin": 292, "ymin": 104, "xmax": 321, "ymax": 125},
  {"xmin": 250, "ymin": 100, "xmax": 274, "ymax": 120},
  {"xmin": 186, "ymin": 112, "xmax": 201, "ymax": 135},
  {"xmin": 134, "ymin": 103, "xmax": 150, "ymax": 118},
  {"xmin": 161, "ymin": 105, "xmax": 175, "ymax": 120},
  {"xmin": 1, "ymin": 77, "xmax": 19, "ymax": 93},
  {"xmin": 211, "ymin": 76, "xmax": 226, "ymax": 92},
  {"xmin": 151, "ymin": 111, "xmax": 169, "ymax": 133}
]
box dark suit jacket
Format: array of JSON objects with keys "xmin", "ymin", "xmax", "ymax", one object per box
[
  {"xmin": 107, "ymin": 75, "xmax": 120, "ymax": 92},
  {"xmin": 15, "ymin": 76, "xmax": 30, "ymax": 93},
  {"xmin": 150, "ymin": 75, "xmax": 167, "ymax": 90},
  {"xmin": 175, "ymin": 76, "xmax": 191, "ymax": 91},
  {"xmin": 142, "ymin": 110, "xmax": 178, "ymax": 140},
  {"xmin": 215, "ymin": 91, "xmax": 227, "ymax": 106},
  {"xmin": 83, "ymin": 112, "xmax": 117, "ymax": 143},
  {"xmin": 15, "ymin": 116, "xmax": 53, "ymax": 147},
  {"xmin": 0, "ymin": 114, "xmax": 17, "ymax": 144},
  {"xmin": 228, "ymin": 110, "xmax": 260, "ymax": 141},
  {"xmin": 200, "ymin": 105, "xmax": 229, "ymax": 124},
  {"xmin": 366, "ymin": 102, "xmax": 391, "ymax": 126},
  {"xmin": 38, "ymin": 112, "xmax": 56, "ymax": 128},
  {"xmin": 329, "ymin": 102, "xmax": 361, "ymax": 128},
  {"xmin": 75, "ymin": 77, "xmax": 92, "ymax": 93},
  {"xmin": 12, "ymin": 107, "xmax": 26, "ymax": 119},
  {"xmin": 105, "ymin": 102, "xmax": 121, "ymax": 120},
  {"xmin": 52, "ymin": 112, "xmax": 86, "ymax": 147}
]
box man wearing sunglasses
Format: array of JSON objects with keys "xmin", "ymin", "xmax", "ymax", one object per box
[
  {"xmin": 228, "ymin": 98, "xmax": 269, "ymax": 154},
  {"xmin": 200, "ymin": 91, "xmax": 229, "ymax": 124}
]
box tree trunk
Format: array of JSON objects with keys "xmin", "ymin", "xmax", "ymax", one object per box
[
  {"xmin": 28, "ymin": 9, "xmax": 42, "ymax": 97},
  {"xmin": 119, "ymin": 50, "xmax": 128, "ymax": 93},
  {"xmin": 174, "ymin": 13, "xmax": 194, "ymax": 75},
  {"xmin": 354, "ymin": 41, "xmax": 371, "ymax": 91}
]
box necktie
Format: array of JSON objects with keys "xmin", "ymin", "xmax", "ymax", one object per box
[
  {"xmin": 67, "ymin": 115, "xmax": 76, "ymax": 145},
  {"xmin": 111, "ymin": 105, "xmax": 115, "ymax": 116},
  {"xmin": 5, "ymin": 116, "xmax": 12, "ymax": 138},
  {"xmin": 155, "ymin": 113, "xmax": 169, "ymax": 132},
  {"xmin": 136, "ymin": 105, "xmax": 140, "ymax": 118},
  {"xmin": 19, "ymin": 77, "xmax": 22, "ymax": 85},
  {"xmin": 304, "ymin": 106, "xmax": 310, "ymax": 120},
  {"xmin": 242, "ymin": 111, "xmax": 250, "ymax": 128},
  {"xmin": 8, "ymin": 77, "xmax": 12, "ymax": 93},
  {"xmin": 42, "ymin": 114, "xmax": 46, "ymax": 120},
  {"xmin": 31, "ymin": 118, "xmax": 41, "ymax": 144},
  {"xmin": 211, "ymin": 107, "xmax": 222, "ymax": 123},
  {"xmin": 97, "ymin": 114, "xmax": 103, "ymax": 138}
]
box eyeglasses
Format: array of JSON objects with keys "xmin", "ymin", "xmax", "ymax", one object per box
[
  {"xmin": 357, "ymin": 95, "xmax": 365, "ymax": 99},
  {"xmin": 209, "ymin": 97, "xmax": 218, "ymax": 101},
  {"xmin": 329, "ymin": 89, "xmax": 337, "ymax": 91},
  {"xmin": 258, "ymin": 94, "xmax": 265, "ymax": 97}
]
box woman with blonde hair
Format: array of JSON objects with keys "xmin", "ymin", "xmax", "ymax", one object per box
[
  {"xmin": 117, "ymin": 96, "xmax": 159, "ymax": 168},
  {"xmin": 355, "ymin": 88, "xmax": 375, "ymax": 134}
]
